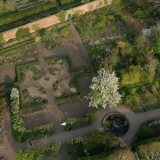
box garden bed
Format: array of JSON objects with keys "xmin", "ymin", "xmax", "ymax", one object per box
[
  {"xmin": 0, "ymin": 39, "xmax": 37, "ymax": 66},
  {"xmin": 22, "ymin": 85, "xmax": 47, "ymax": 108}
]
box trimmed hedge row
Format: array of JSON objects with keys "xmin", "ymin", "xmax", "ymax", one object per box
[
  {"xmin": 0, "ymin": 38, "xmax": 35, "ymax": 56},
  {"xmin": 0, "ymin": 82, "xmax": 19, "ymax": 90},
  {"xmin": 0, "ymin": 2, "xmax": 57, "ymax": 27},
  {"xmin": 22, "ymin": 102, "xmax": 49, "ymax": 111},
  {"xmin": 46, "ymin": 55, "xmax": 89, "ymax": 72},
  {"xmin": 56, "ymin": 95, "xmax": 81, "ymax": 104}
]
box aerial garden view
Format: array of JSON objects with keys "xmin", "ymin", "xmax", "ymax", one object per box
[{"xmin": 1, "ymin": 0, "xmax": 160, "ymax": 160}]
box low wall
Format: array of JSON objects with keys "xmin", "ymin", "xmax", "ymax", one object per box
[{"xmin": 3, "ymin": 0, "xmax": 112, "ymax": 41}]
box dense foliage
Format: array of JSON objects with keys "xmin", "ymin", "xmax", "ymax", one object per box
[
  {"xmin": 16, "ymin": 28, "xmax": 30, "ymax": 40},
  {"xmin": 67, "ymin": 130, "xmax": 120, "ymax": 157},
  {"xmin": 14, "ymin": 141, "xmax": 61, "ymax": 160}
]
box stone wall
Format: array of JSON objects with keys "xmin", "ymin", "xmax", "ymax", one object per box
[{"xmin": 3, "ymin": 0, "xmax": 112, "ymax": 41}]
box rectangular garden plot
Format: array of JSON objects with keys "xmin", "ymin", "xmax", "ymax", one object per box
[
  {"xmin": 17, "ymin": 61, "xmax": 43, "ymax": 83},
  {"xmin": 22, "ymin": 108, "xmax": 51, "ymax": 130},
  {"xmin": 46, "ymin": 55, "xmax": 90, "ymax": 105},
  {"xmin": 0, "ymin": 39, "xmax": 38, "ymax": 66},
  {"xmin": 21, "ymin": 85, "xmax": 48, "ymax": 109}
]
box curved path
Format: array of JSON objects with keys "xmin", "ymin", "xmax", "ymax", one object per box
[{"xmin": 2, "ymin": 105, "xmax": 160, "ymax": 159}]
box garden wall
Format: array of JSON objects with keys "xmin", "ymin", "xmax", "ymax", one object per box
[{"xmin": 3, "ymin": 0, "xmax": 112, "ymax": 41}]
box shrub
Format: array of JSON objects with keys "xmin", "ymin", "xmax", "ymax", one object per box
[
  {"xmin": 32, "ymin": 24, "xmax": 40, "ymax": 31},
  {"xmin": 16, "ymin": 28, "xmax": 30, "ymax": 40},
  {"xmin": 56, "ymin": 10, "xmax": 67, "ymax": 22},
  {"xmin": 138, "ymin": 124, "xmax": 155, "ymax": 140},
  {"xmin": 134, "ymin": 9, "xmax": 146, "ymax": 19}
]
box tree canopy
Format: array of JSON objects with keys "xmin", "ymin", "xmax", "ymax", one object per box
[{"xmin": 86, "ymin": 68, "xmax": 121, "ymax": 109}]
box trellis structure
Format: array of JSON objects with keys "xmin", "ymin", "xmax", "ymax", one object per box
[{"xmin": 12, "ymin": 0, "xmax": 44, "ymax": 11}]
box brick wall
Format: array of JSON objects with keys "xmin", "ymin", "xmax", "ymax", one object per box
[{"xmin": 3, "ymin": 0, "xmax": 112, "ymax": 41}]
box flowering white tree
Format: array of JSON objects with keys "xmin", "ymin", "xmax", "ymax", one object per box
[
  {"xmin": 10, "ymin": 88, "xmax": 19, "ymax": 100},
  {"xmin": 86, "ymin": 68, "xmax": 121, "ymax": 109},
  {"xmin": 10, "ymin": 88, "xmax": 20, "ymax": 114}
]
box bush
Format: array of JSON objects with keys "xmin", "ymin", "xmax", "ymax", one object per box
[
  {"xmin": 138, "ymin": 124, "xmax": 155, "ymax": 140},
  {"xmin": 56, "ymin": 10, "xmax": 67, "ymax": 22},
  {"xmin": 16, "ymin": 28, "xmax": 30, "ymax": 40},
  {"xmin": 32, "ymin": 24, "xmax": 40, "ymax": 31},
  {"xmin": 134, "ymin": 9, "xmax": 146, "ymax": 19}
]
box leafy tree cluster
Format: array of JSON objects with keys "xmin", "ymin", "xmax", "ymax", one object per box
[
  {"xmin": 16, "ymin": 28, "xmax": 30, "ymax": 40},
  {"xmin": 88, "ymin": 33, "xmax": 160, "ymax": 111},
  {"xmin": 15, "ymin": 141, "xmax": 61, "ymax": 160},
  {"xmin": 67, "ymin": 130, "xmax": 120, "ymax": 157}
]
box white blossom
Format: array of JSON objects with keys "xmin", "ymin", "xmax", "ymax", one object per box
[{"xmin": 86, "ymin": 68, "xmax": 121, "ymax": 109}]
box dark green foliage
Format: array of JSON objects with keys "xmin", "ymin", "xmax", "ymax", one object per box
[
  {"xmin": 22, "ymin": 102, "xmax": 49, "ymax": 111},
  {"xmin": 14, "ymin": 141, "xmax": 61, "ymax": 160},
  {"xmin": 138, "ymin": 124, "xmax": 155, "ymax": 140},
  {"xmin": 64, "ymin": 111, "xmax": 95, "ymax": 131},
  {"xmin": 82, "ymin": 131, "xmax": 119, "ymax": 156},
  {"xmin": 77, "ymin": 148, "xmax": 135, "ymax": 160},
  {"xmin": 16, "ymin": 28, "xmax": 30, "ymax": 40}
]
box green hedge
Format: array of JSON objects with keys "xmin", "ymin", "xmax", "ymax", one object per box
[
  {"xmin": 56, "ymin": 95, "xmax": 81, "ymax": 104},
  {"xmin": 22, "ymin": 102, "xmax": 49, "ymax": 111},
  {"xmin": 46, "ymin": 55, "xmax": 89, "ymax": 72},
  {"xmin": 0, "ymin": 2, "xmax": 57, "ymax": 27},
  {"xmin": 64, "ymin": 111, "xmax": 95, "ymax": 131},
  {"xmin": 0, "ymin": 82, "xmax": 19, "ymax": 90},
  {"xmin": 0, "ymin": 39, "xmax": 35, "ymax": 56}
]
